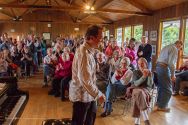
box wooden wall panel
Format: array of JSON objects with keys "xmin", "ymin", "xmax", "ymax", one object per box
[{"xmin": 0, "ymin": 22, "xmax": 89, "ymax": 40}]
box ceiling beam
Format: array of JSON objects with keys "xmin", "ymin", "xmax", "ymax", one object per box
[
  {"xmin": 123, "ymin": 0, "xmax": 151, "ymax": 12},
  {"xmin": 0, "ymin": 4, "xmax": 152, "ymax": 16},
  {"xmin": 0, "ymin": 10, "xmax": 14, "ymax": 18},
  {"xmin": 20, "ymin": 0, "xmax": 39, "ymax": 17},
  {"xmin": 96, "ymin": 0, "xmax": 114, "ymax": 9},
  {"xmin": 94, "ymin": 14, "xmax": 113, "ymax": 23},
  {"xmin": 10, "ymin": 8, "xmax": 16, "ymax": 17},
  {"xmin": 54, "ymin": 0, "xmax": 61, "ymax": 6},
  {"xmin": 61, "ymin": 0, "xmax": 81, "ymax": 7},
  {"xmin": 0, "ymin": 19, "xmax": 110, "ymax": 25}
]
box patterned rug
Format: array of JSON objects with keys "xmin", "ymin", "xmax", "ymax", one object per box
[{"xmin": 42, "ymin": 118, "xmax": 71, "ymax": 125}]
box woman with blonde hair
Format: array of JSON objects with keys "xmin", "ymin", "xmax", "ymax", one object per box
[
  {"xmin": 126, "ymin": 57, "xmax": 153, "ymax": 125},
  {"xmin": 48, "ymin": 52, "xmax": 72, "ymax": 99}
]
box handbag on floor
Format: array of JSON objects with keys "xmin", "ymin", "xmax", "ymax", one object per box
[{"xmin": 42, "ymin": 118, "xmax": 71, "ymax": 125}]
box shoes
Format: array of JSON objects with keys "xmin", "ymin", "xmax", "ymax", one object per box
[
  {"xmin": 48, "ymin": 90, "xmax": 55, "ymax": 95},
  {"xmin": 144, "ymin": 120, "xmax": 151, "ymax": 125},
  {"xmin": 172, "ymin": 91, "xmax": 179, "ymax": 96},
  {"xmin": 61, "ymin": 97, "xmax": 68, "ymax": 101},
  {"xmin": 156, "ymin": 107, "xmax": 170, "ymax": 112},
  {"xmin": 42, "ymin": 84, "xmax": 48, "ymax": 88},
  {"xmin": 100, "ymin": 109, "xmax": 113, "ymax": 117},
  {"xmin": 54, "ymin": 92, "xmax": 60, "ymax": 97},
  {"xmin": 100, "ymin": 111, "xmax": 111, "ymax": 117}
]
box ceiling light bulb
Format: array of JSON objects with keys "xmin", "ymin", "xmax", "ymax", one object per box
[
  {"xmin": 85, "ymin": 5, "xmax": 90, "ymax": 10},
  {"xmin": 91, "ymin": 7, "xmax": 94, "ymax": 11},
  {"xmin": 0, "ymin": 7, "xmax": 2, "ymax": 10}
]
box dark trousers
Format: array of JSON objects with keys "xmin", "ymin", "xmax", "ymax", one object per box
[
  {"xmin": 71, "ymin": 101, "xmax": 97, "ymax": 125},
  {"xmin": 60, "ymin": 76, "xmax": 71, "ymax": 99},
  {"xmin": 52, "ymin": 77, "xmax": 62, "ymax": 94}
]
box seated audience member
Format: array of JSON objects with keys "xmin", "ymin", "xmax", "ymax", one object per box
[
  {"xmin": 105, "ymin": 41, "xmax": 122, "ymax": 59},
  {"xmin": 60, "ymin": 52, "xmax": 72, "ymax": 101},
  {"xmin": 48, "ymin": 53, "xmax": 72, "ymax": 98},
  {"xmin": 108, "ymin": 50, "xmax": 121, "ymax": 75},
  {"xmin": 63, "ymin": 47, "xmax": 74, "ymax": 61},
  {"xmin": 43, "ymin": 48, "xmax": 55, "ymax": 87},
  {"xmin": 96, "ymin": 52, "xmax": 110, "ymax": 93},
  {"xmin": 125, "ymin": 38, "xmax": 137, "ymax": 70},
  {"xmin": 173, "ymin": 60, "xmax": 188, "ymax": 96},
  {"xmin": 101, "ymin": 57, "xmax": 133, "ymax": 117},
  {"xmin": 126, "ymin": 57, "xmax": 153, "ymax": 125},
  {"xmin": 0, "ymin": 52, "xmax": 8, "ymax": 76},
  {"xmin": 21, "ymin": 46, "xmax": 33, "ymax": 77}
]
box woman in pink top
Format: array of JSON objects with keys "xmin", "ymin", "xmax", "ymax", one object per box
[{"xmin": 125, "ymin": 38, "xmax": 137, "ymax": 70}]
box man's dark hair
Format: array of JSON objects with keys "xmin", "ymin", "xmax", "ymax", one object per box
[
  {"xmin": 130, "ymin": 38, "xmax": 136, "ymax": 42},
  {"xmin": 85, "ymin": 25, "xmax": 102, "ymax": 40}
]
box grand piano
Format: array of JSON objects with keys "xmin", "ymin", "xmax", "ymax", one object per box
[{"xmin": 0, "ymin": 77, "xmax": 29, "ymax": 125}]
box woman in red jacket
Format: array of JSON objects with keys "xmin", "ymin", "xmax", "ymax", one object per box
[{"xmin": 48, "ymin": 52, "xmax": 72, "ymax": 98}]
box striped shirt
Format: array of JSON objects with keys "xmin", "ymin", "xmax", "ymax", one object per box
[
  {"xmin": 157, "ymin": 44, "xmax": 178, "ymax": 77},
  {"xmin": 69, "ymin": 42, "xmax": 103, "ymax": 102}
]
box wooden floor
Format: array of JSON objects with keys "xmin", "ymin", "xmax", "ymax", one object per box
[{"xmin": 17, "ymin": 71, "xmax": 188, "ymax": 125}]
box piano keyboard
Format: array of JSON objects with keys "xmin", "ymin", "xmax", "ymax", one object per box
[{"xmin": 0, "ymin": 95, "xmax": 27, "ymax": 125}]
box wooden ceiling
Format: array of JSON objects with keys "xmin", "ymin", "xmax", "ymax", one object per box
[{"xmin": 0, "ymin": 0, "xmax": 187, "ymax": 24}]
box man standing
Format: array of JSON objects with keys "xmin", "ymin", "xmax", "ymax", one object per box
[
  {"xmin": 156, "ymin": 40, "xmax": 183, "ymax": 112},
  {"xmin": 137, "ymin": 36, "xmax": 152, "ymax": 70},
  {"xmin": 69, "ymin": 25, "xmax": 106, "ymax": 125}
]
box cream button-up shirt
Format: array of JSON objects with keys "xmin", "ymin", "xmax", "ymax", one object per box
[{"xmin": 69, "ymin": 42, "xmax": 102, "ymax": 102}]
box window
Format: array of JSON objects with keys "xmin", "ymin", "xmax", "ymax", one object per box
[
  {"xmin": 124, "ymin": 26, "xmax": 131, "ymax": 41},
  {"xmin": 102, "ymin": 31, "xmax": 105, "ymax": 38},
  {"xmin": 161, "ymin": 20, "xmax": 180, "ymax": 49},
  {"xmin": 105, "ymin": 30, "xmax": 110, "ymax": 40},
  {"xmin": 133, "ymin": 25, "xmax": 143, "ymax": 42},
  {"xmin": 116, "ymin": 27, "xmax": 123, "ymax": 46},
  {"xmin": 184, "ymin": 19, "xmax": 188, "ymax": 55}
]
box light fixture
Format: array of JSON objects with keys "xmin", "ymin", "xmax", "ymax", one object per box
[
  {"xmin": 91, "ymin": 7, "xmax": 94, "ymax": 11},
  {"xmin": 10, "ymin": 29, "xmax": 15, "ymax": 33},
  {"xmin": 85, "ymin": 5, "xmax": 90, "ymax": 10},
  {"xmin": 0, "ymin": 7, "xmax": 2, "ymax": 10},
  {"xmin": 84, "ymin": 5, "xmax": 96, "ymax": 14},
  {"xmin": 74, "ymin": 28, "xmax": 79, "ymax": 31},
  {"xmin": 12, "ymin": 16, "xmax": 22, "ymax": 21},
  {"xmin": 47, "ymin": 23, "xmax": 51, "ymax": 28}
]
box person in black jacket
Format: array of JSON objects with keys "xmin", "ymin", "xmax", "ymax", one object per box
[{"xmin": 137, "ymin": 36, "xmax": 152, "ymax": 70}]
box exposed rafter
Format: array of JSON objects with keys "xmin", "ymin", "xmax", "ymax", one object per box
[
  {"xmin": 54, "ymin": 0, "xmax": 61, "ymax": 6},
  {"xmin": 0, "ymin": 10, "xmax": 14, "ymax": 18},
  {"xmin": 10, "ymin": 8, "xmax": 16, "ymax": 17},
  {"xmin": 19, "ymin": 0, "xmax": 39, "ymax": 17},
  {"xmin": 123, "ymin": 0, "xmax": 151, "ymax": 12},
  {"xmin": 0, "ymin": 4, "xmax": 152, "ymax": 16},
  {"xmin": 96, "ymin": 0, "xmax": 114, "ymax": 9},
  {"xmin": 0, "ymin": 19, "xmax": 110, "ymax": 25},
  {"xmin": 94, "ymin": 14, "xmax": 113, "ymax": 23}
]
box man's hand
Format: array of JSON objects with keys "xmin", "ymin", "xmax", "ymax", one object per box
[
  {"xmin": 171, "ymin": 76, "xmax": 176, "ymax": 83},
  {"xmin": 98, "ymin": 93, "xmax": 106, "ymax": 104},
  {"xmin": 138, "ymin": 51, "xmax": 143, "ymax": 56}
]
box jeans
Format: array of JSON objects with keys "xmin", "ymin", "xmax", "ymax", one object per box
[
  {"xmin": 156, "ymin": 64, "xmax": 172, "ymax": 108},
  {"xmin": 148, "ymin": 61, "xmax": 152, "ymax": 71},
  {"xmin": 71, "ymin": 101, "xmax": 96, "ymax": 125},
  {"xmin": 174, "ymin": 71, "xmax": 188, "ymax": 92},
  {"xmin": 104, "ymin": 81, "xmax": 127, "ymax": 112}
]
